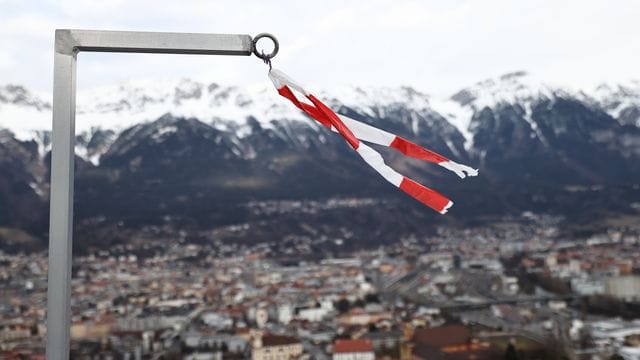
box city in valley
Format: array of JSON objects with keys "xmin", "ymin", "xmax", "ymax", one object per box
[{"xmin": 2, "ymin": 214, "xmax": 640, "ymax": 360}]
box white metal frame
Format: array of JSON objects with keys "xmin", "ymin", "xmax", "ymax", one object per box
[{"xmin": 47, "ymin": 29, "xmax": 254, "ymax": 359}]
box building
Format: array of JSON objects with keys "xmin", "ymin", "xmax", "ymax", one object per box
[
  {"xmin": 571, "ymin": 277, "xmax": 605, "ymax": 296},
  {"xmin": 338, "ymin": 309, "xmax": 392, "ymax": 326},
  {"xmin": 297, "ymin": 306, "xmax": 329, "ymax": 322},
  {"xmin": 333, "ymin": 339, "xmax": 375, "ymax": 360},
  {"xmin": 606, "ymin": 276, "xmax": 640, "ymax": 301},
  {"xmin": 363, "ymin": 330, "xmax": 403, "ymax": 353},
  {"xmin": 412, "ymin": 324, "xmax": 498, "ymax": 359},
  {"xmin": 252, "ymin": 332, "xmax": 304, "ymax": 360}
]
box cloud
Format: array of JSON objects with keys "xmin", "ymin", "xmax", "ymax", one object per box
[{"xmin": 1, "ymin": 0, "xmax": 639, "ymax": 96}]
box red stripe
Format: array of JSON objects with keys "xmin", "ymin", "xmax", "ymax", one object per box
[
  {"xmin": 277, "ymin": 86, "xmax": 359, "ymax": 150},
  {"xmin": 306, "ymin": 95, "xmax": 360, "ymax": 150},
  {"xmin": 277, "ymin": 86, "xmax": 333, "ymax": 128},
  {"xmin": 278, "ymin": 86, "xmax": 359, "ymax": 150},
  {"xmin": 390, "ymin": 136, "xmax": 449, "ymax": 164},
  {"xmin": 399, "ymin": 177, "xmax": 451, "ymax": 213}
]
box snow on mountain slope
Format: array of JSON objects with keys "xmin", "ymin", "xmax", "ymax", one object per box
[
  {"xmin": 0, "ymin": 84, "xmax": 51, "ymax": 111},
  {"xmin": 0, "ymin": 79, "xmax": 306, "ymax": 162},
  {"xmin": 75, "ymin": 79, "xmax": 307, "ymax": 135},
  {"xmin": 447, "ymin": 71, "xmax": 583, "ymax": 149},
  {"xmin": 427, "ymin": 97, "xmax": 474, "ymax": 145},
  {"xmin": 450, "ymin": 71, "xmax": 575, "ymax": 110},
  {"xmin": 0, "ymin": 78, "xmax": 462, "ymax": 162},
  {"xmin": 587, "ymin": 80, "xmax": 640, "ymax": 126},
  {"xmin": 2, "ymin": 72, "xmax": 638, "ymax": 164},
  {"xmin": 0, "ymin": 85, "xmax": 52, "ymax": 141},
  {"xmin": 325, "ymin": 85, "xmax": 432, "ymax": 114}
]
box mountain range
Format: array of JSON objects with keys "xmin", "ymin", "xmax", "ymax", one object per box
[{"xmin": 1, "ymin": 71, "xmax": 639, "ymax": 252}]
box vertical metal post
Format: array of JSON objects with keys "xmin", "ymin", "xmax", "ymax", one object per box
[{"xmin": 47, "ymin": 31, "xmax": 77, "ymax": 360}]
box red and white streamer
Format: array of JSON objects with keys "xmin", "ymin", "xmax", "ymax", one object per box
[{"xmin": 268, "ymin": 69, "xmax": 478, "ymax": 214}]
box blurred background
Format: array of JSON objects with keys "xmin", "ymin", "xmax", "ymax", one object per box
[{"xmin": 1, "ymin": 0, "xmax": 640, "ymax": 359}]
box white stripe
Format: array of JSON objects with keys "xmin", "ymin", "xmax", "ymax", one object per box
[
  {"xmin": 269, "ymin": 68, "xmax": 310, "ymax": 96},
  {"xmin": 440, "ymin": 200, "xmax": 454, "ymax": 214},
  {"xmin": 338, "ymin": 115, "xmax": 396, "ymax": 146},
  {"xmin": 356, "ymin": 143, "xmax": 403, "ymax": 187},
  {"xmin": 438, "ymin": 160, "xmax": 479, "ymax": 179}
]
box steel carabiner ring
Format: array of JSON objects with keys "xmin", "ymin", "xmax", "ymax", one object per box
[{"xmin": 252, "ymin": 33, "xmax": 279, "ymax": 60}]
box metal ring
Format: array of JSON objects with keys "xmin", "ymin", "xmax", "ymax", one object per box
[{"xmin": 252, "ymin": 33, "xmax": 279, "ymax": 60}]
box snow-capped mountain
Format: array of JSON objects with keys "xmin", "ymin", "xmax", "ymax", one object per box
[
  {"xmin": 449, "ymin": 71, "xmax": 582, "ymax": 147},
  {"xmin": 0, "ymin": 77, "xmax": 469, "ymax": 164},
  {"xmin": 2, "ymin": 71, "xmax": 638, "ymax": 161},
  {"xmin": 1, "ymin": 72, "xmax": 639, "ymax": 252},
  {"xmin": 0, "ymin": 84, "xmax": 51, "ymax": 111},
  {"xmin": 451, "ymin": 71, "xmax": 571, "ymax": 109},
  {"xmin": 586, "ymin": 80, "xmax": 640, "ymax": 126}
]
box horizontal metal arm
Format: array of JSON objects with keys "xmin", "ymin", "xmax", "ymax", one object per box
[
  {"xmin": 47, "ymin": 28, "xmax": 270, "ymax": 360},
  {"xmin": 55, "ymin": 29, "xmax": 253, "ymax": 56}
]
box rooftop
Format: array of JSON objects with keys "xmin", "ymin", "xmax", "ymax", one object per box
[{"xmin": 333, "ymin": 339, "xmax": 374, "ymax": 353}]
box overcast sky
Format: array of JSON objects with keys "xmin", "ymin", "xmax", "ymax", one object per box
[{"xmin": 1, "ymin": 0, "xmax": 639, "ymax": 97}]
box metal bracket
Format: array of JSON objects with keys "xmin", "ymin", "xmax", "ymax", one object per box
[{"xmin": 46, "ymin": 29, "xmax": 269, "ymax": 360}]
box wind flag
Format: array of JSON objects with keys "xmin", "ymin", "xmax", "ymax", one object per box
[{"xmin": 268, "ymin": 69, "xmax": 478, "ymax": 214}]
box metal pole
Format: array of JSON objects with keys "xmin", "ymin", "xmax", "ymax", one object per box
[
  {"xmin": 46, "ymin": 31, "xmax": 77, "ymax": 360},
  {"xmin": 46, "ymin": 29, "xmax": 263, "ymax": 359}
]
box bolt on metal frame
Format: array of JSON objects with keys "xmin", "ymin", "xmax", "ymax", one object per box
[{"xmin": 47, "ymin": 29, "xmax": 274, "ymax": 360}]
